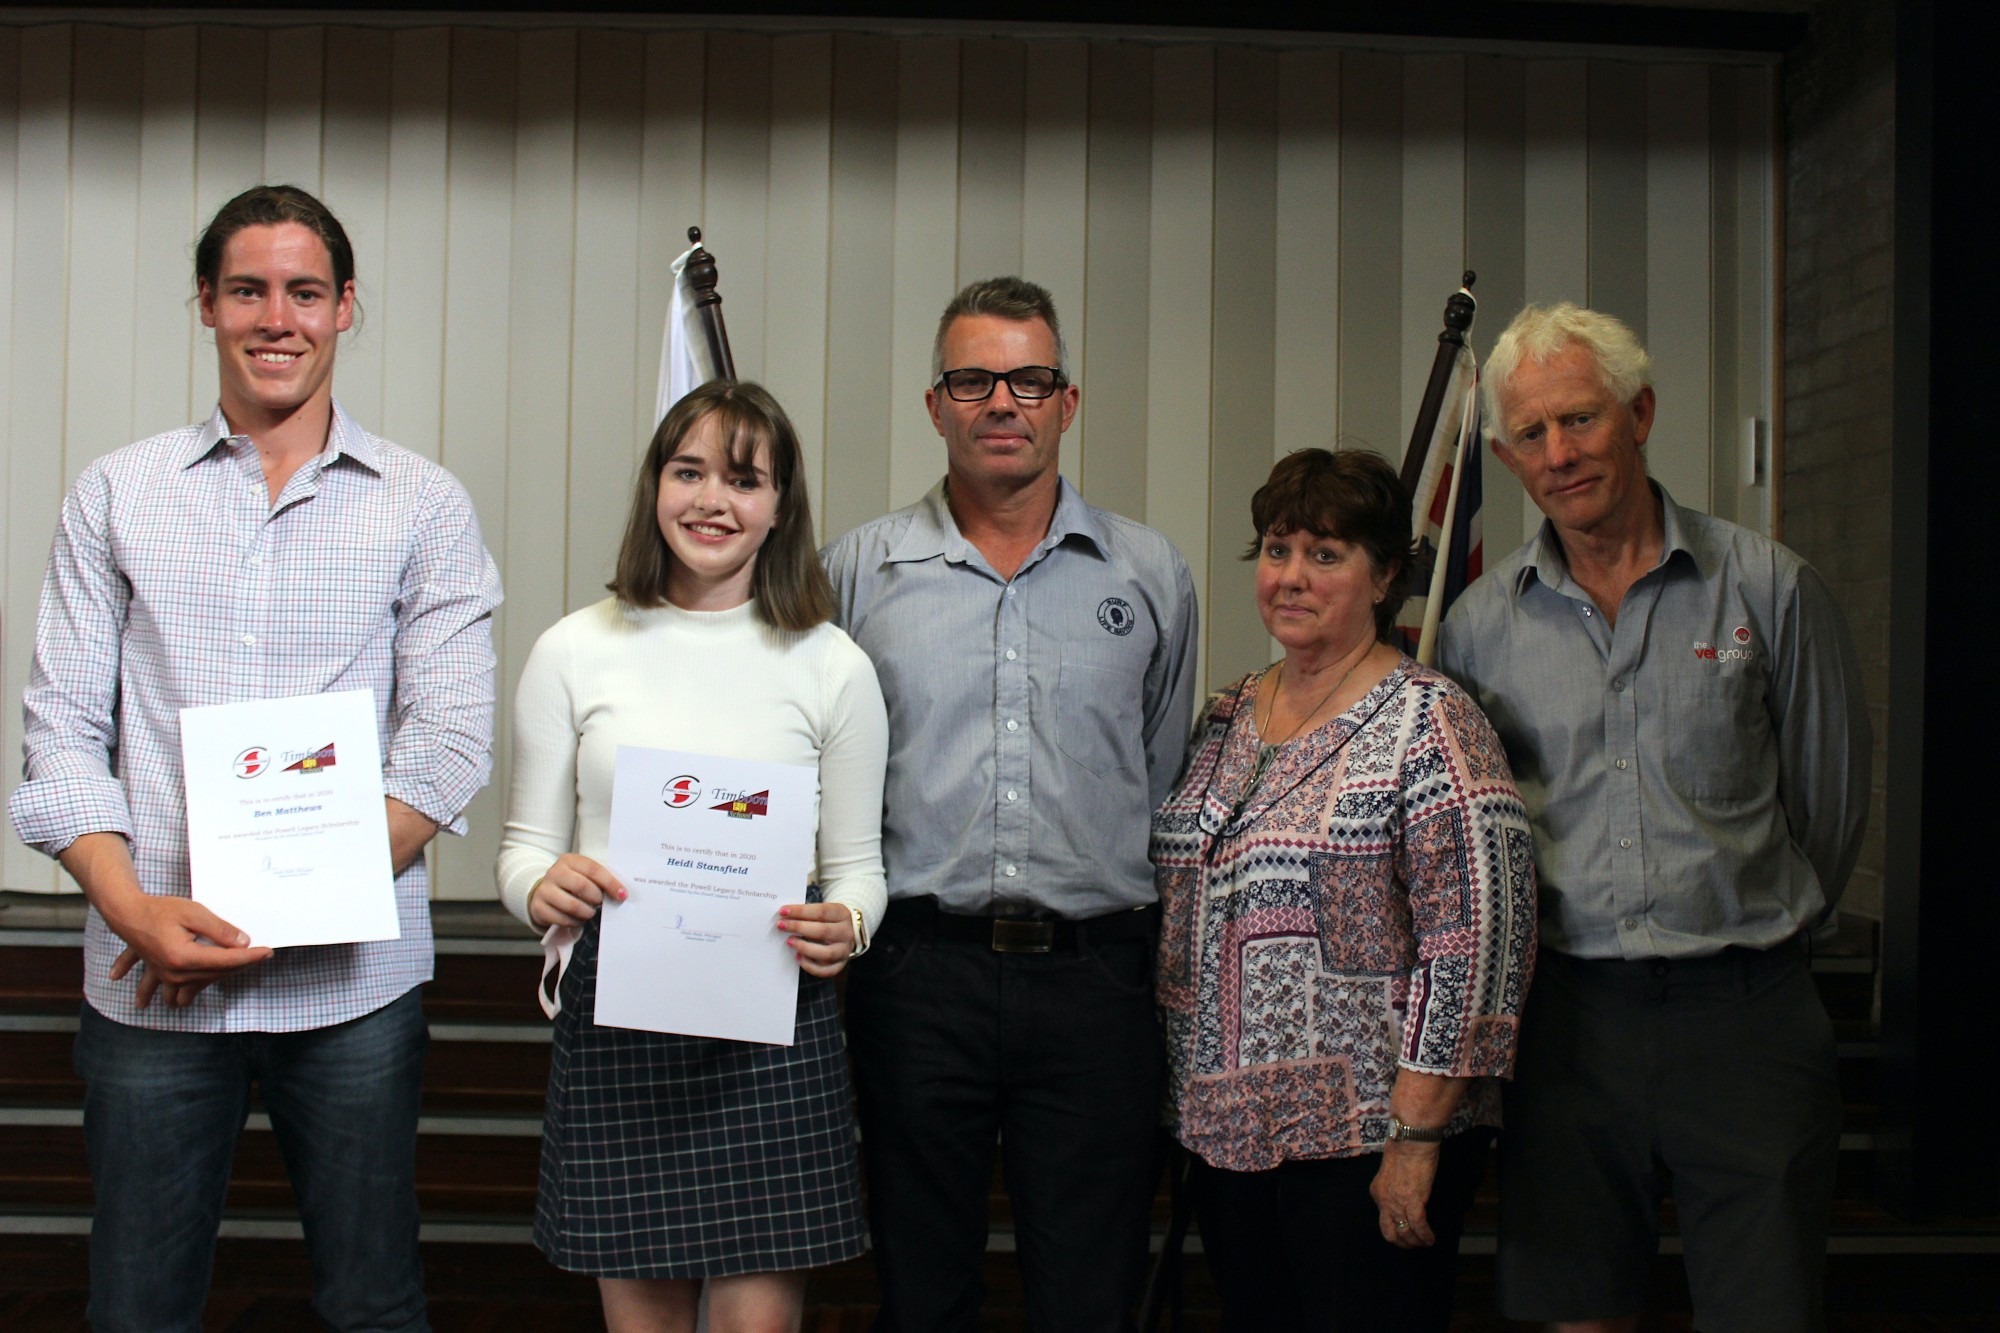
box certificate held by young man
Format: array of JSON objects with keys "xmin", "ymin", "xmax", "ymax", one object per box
[
  {"xmin": 594, "ymin": 745, "xmax": 817, "ymax": 1046},
  {"xmin": 179, "ymin": 688, "xmax": 399, "ymax": 949}
]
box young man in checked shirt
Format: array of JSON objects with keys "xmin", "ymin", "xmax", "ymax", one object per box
[{"xmin": 9, "ymin": 186, "xmax": 501, "ymax": 1333}]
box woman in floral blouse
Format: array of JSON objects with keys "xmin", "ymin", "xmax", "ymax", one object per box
[{"xmin": 1153, "ymin": 447, "xmax": 1537, "ymax": 1331}]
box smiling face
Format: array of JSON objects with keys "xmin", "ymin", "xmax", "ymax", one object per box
[
  {"xmin": 656, "ymin": 412, "xmax": 780, "ymax": 611},
  {"xmin": 1491, "ymin": 340, "xmax": 1657, "ymax": 541},
  {"xmin": 926, "ymin": 313, "xmax": 1079, "ymax": 494},
  {"xmin": 198, "ymin": 222, "xmax": 354, "ymax": 431},
  {"xmin": 1254, "ymin": 529, "xmax": 1392, "ymax": 660}
]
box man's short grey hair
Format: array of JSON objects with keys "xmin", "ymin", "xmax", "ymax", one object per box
[
  {"xmin": 931, "ymin": 276, "xmax": 1070, "ymax": 381},
  {"xmin": 1483, "ymin": 302, "xmax": 1653, "ymax": 437}
]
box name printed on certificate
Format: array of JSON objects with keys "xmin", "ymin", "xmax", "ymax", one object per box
[
  {"xmin": 179, "ymin": 688, "xmax": 399, "ymax": 950},
  {"xmin": 595, "ymin": 746, "xmax": 817, "ymax": 1046}
]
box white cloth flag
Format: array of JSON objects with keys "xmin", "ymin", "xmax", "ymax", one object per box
[{"xmin": 655, "ymin": 244, "xmax": 721, "ymax": 429}]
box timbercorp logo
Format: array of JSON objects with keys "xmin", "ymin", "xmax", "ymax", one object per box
[{"xmin": 1693, "ymin": 639, "xmax": 1757, "ymax": 664}]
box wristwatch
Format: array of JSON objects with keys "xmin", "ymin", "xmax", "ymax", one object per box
[
  {"xmin": 1386, "ymin": 1115, "xmax": 1450, "ymax": 1143},
  {"xmin": 847, "ymin": 904, "xmax": 870, "ymax": 959}
]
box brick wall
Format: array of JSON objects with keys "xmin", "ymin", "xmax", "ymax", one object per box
[{"xmin": 1781, "ymin": 0, "xmax": 1895, "ymax": 919}]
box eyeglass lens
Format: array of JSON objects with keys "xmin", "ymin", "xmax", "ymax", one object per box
[{"xmin": 940, "ymin": 367, "xmax": 1062, "ymax": 401}]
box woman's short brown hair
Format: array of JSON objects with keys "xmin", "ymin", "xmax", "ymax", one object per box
[
  {"xmin": 610, "ymin": 381, "xmax": 834, "ymax": 632},
  {"xmin": 1243, "ymin": 447, "xmax": 1414, "ymax": 641}
]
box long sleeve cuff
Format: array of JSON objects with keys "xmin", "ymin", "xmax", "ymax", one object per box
[{"xmin": 7, "ymin": 772, "xmax": 134, "ymax": 856}]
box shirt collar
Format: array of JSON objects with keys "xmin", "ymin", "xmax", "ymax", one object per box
[
  {"xmin": 1513, "ymin": 480, "xmax": 1698, "ymax": 598},
  {"xmin": 180, "ymin": 400, "xmax": 379, "ymax": 474},
  {"xmin": 886, "ymin": 474, "xmax": 1106, "ymax": 566}
]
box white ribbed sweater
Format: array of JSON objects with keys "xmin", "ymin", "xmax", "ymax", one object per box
[{"xmin": 495, "ymin": 597, "xmax": 888, "ymax": 936}]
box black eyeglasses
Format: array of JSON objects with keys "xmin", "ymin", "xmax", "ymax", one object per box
[{"xmin": 934, "ymin": 366, "xmax": 1067, "ymax": 402}]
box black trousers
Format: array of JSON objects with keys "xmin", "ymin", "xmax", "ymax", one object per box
[
  {"xmin": 845, "ymin": 899, "xmax": 1164, "ymax": 1333},
  {"xmin": 1188, "ymin": 1129, "xmax": 1494, "ymax": 1333}
]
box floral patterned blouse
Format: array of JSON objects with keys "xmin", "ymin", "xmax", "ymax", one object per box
[{"xmin": 1153, "ymin": 658, "xmax": 1537, "ymax": 1172}]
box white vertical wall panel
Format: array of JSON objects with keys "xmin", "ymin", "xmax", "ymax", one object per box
[
  {"xmin": 1399, "ymin": 55, "xmax": 1466, "ymax": 452},
  {"xmin": 1519, "ymin": 58, "xmax": 1591, "ymax": 540},
  {"xmin": 1146, "ymin": 43, "xmax": 1216, "ymax": 696},
  {"xmin": 634, "ymin": 32, "xmax": 704, "ymax": 471},
  {"xmin": 1645, "ymin": 63, "xmax": 1713, "ymax": 512},
  {"xmin": 263, "ymin": 26, "xmax": 323, "ymax": 192},
  {"xmin": 7, "ymin": 26, "xmax": 74, "ymax": 892},
  {"xmin": 66, "ymin": 26, "xmax": 143, "ymax": 488},
  {"xmin": 1274, "ymin": 50, "xmax": 1340, "ymax": 462},
  {"xmin": 567, "ymin": 29, "xmax": 645, "ymax": 611},
  {"xmin": 764, "ymin": 33, "xmax": 834, "ymax": 508},
  {"xmin": 320, "ymin": 28, "xmax": 393, "ymax": 432},
  {"xmin": 0, "ymin": 28, "xmax": 1778, "ymax": 896},
  {"xmin": 379, "ymin": 28, "xmax": 450, "ymax": 462},
  {"xmin": 1020, "ymin": 41, "xmax": 1089, "ymax": 418},
  {"xmin": 434, "ymin": 27, "xmax": 517, "ymax": 904},
  {"xmin": 131, "ymin": 27, "xmax": 198, "ymax": 438},
  {"xmin": 886, "ymin": 38, "xmax": 958, "ymax": 510}
]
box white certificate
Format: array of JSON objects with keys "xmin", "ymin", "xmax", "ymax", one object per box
[
  {"xmin": 179, "ymin": 688, "xmax": 399, "ymax": 949},
  {"xmin": 595, "ymin": 746, "xmax": 816, "ymax": 1045}
]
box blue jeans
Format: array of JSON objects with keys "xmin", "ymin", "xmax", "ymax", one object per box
[{"xmin": 73, "ymin": 987, "xmax": 431, "ymax": 1333}]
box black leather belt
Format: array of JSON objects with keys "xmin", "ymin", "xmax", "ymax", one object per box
[{"xmin": 884, "ymin": 896, "xmax": 1157, "ymax": 954}]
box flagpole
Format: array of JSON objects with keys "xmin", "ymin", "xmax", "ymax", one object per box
[
  {"xmin": 1399, "ymin": 271, "xmax": 1477, "ymax": 497},
  {"xmin": 1416, "ymin": 377, "xmax": 1478, "ymax": 666},
  {"xmin": 681, "ymin": 226, "xmax": 737, "ymax": 382}
]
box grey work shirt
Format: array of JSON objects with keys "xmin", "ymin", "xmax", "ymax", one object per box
[
  {"xmin": 822, "ymin": 477, "xmax": 1200, "ymax": 920},
  {"xmin": 1437, "ymin": 484, "xmax": 1869, "ymax": 961}
]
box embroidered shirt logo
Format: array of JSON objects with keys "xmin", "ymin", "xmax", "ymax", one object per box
[
  {"xmin": 661, "ymin": 775, "xmax": 702, "ymax": 809},
  {"xmin": 1693, "ymin": 639, "xmax": 1757, "ymax": 664},
  {"xmin": 1097, "ymin": 597, "xmax": 1135, "ymax": 636},
  {"xmin": 1733, "ymin": 626, "xmax": 1752, "ymax": 645}
]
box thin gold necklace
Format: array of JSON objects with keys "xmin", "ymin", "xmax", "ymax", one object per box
[{"xmin": 1244, "ymin": 646, "xmax": 1368, "ymax": 799}]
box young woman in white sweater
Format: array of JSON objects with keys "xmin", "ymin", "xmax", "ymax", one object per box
[{"xmin": 495, "ymin": 381, "xmax": 887, "ymax": 1333}]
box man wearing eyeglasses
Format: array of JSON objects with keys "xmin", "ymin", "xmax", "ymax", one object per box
[{"xmin": 823, "ymin": 276, "xmax": 1199, "ymax": 1331}]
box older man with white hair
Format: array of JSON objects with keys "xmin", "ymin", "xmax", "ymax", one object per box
[{"xmin": 1439, "ymin": 303, "xmax": 1869, "ymax": 1333}]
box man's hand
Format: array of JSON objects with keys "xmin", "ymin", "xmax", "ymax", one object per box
[
  {"xmin": 107, "ymin": 895, "xmax": 274, "ymax": 1009},
  {"xmin": 60, "ymin": 830, "xmax": 273, "ymax": 1010}
]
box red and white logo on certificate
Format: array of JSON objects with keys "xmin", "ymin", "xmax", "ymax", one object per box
[
  {"xmin": 233, "ymin": 747, "xmax": 271, "ymax": 779},
  {"xmin": 662, "ymin": 775, "xmax": 702, "ymax": 809}
]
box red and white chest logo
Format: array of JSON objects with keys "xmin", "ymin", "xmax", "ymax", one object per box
[
  {"xmin": 1732, "ymin": 626, "xmax": 1752, "ymax": 644},
  {"xmin": 662, "ymin": 775, "xmax": 702, "ymax": 809},
  {"xmin": 233, "ymin": 747, "xmax": 271, "ymax": 779}
]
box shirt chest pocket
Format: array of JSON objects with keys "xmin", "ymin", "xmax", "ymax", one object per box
[
  {"xmin": 1054, "ymin": 641, "xmax": 1145, "ymax": 778},
  {"xmin": 1658, "ymin": 674, "xmax": 1774, "ymax": 804}
]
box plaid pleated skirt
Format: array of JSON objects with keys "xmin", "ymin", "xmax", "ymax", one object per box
[{"xmin": 532, "ymin": 913, "xmax": 868, "ymax": 1278}]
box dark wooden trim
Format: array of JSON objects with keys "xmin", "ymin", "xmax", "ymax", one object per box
[{"xmin": 0, "ymin": 1, "xmax": 1810, "ymax": 54}]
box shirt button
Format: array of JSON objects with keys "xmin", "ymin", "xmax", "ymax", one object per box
[
  {"xmin": 1004, "ymin": 864, "xmax": 1018, "ymax": 877},
  {"xmin": 1615, "ymin": 758, "xmax": 1628, "ymax": 770},
  {"xmin": 1611, "ymin": 679, "xmax": 1625, "ymax": 692},
  {"xmin": 241, "ymin": 633, "xmax": 256, "ymax": 646},
  {"xmin": 1581, "ymin": 607, "xmax": 1593, "ymax": 618},
  {"xmin": 1621, "ymin": 916, "xmax": 1639, "ymax": 930},
  {"xmin": 1006, "ymin": 790, "xmax": 1018, "ymax": 802},
  {"xmin": 1005, "ymin": 719, "xmax": 1019, "ymax": 732},
  {"xmin": 249, "ymin": 555, "xmax": 262, "ymax": 565},
  {"xmin": 1619, "ymin": 837, "xmax": 1632, "ymax": 849},
  {"xmin": 1005, "ymin": 649, "xmax": 1017, "ymax": 661},
  {"xmin": 1005, "ymin": 587, "xmax": 1016, "ymax": 598}
]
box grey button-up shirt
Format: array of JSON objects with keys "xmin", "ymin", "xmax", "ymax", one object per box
[
  {"xmin": 1437, "ymin": 485, "xmax": 1869, "ymax": 960},
  {"xmin": 822, "ymin": 478, "xmax": 1199, "ymax": 919}
]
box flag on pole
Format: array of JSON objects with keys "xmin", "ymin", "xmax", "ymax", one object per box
[
  {"xmin": 1392, "ymin": 338, "xmax": 1484, "ymax": 665},
  {"xmin": 655, "ymin": 243, "xmax": 722, "ymax": 429}
]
